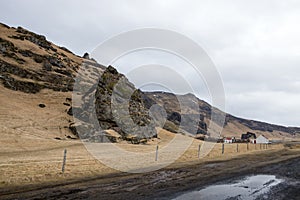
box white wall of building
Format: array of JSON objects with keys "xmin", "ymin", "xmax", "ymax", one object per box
[{"xmin": 256, "ymin": 135, "xmax": 269, "ymax": 144}]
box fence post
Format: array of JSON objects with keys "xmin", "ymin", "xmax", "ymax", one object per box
[
  {"xmin": 62, "ymin": 149, "xmax": 67, "ymax": 173},
  {"xmin": 236, "ymin": 143, "xmax": 239, "ymax": 153},
  {"xmin": 222, "ymin": 143, "xmax": 224, "ymax": 154},
  {"xmin": 198, "ymin": 144, "xmax": 201, "ymax": 158},
  {"xmin": 155, "ymin": 145, "xmax": 159, "ymax": 161},
  {"xmin": 260, "ymin": 144, "xmax": 262, "ymax": 150},
  {"xmin": 247, "ymin": 143, "xmax": 249, "ymax": 151}
]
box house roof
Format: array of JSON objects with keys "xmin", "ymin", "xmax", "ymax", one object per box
[{"xmin": 258, "ymin": 135, "xmax": 268, "ymax": 139}]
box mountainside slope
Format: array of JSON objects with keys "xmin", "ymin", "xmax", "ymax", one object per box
[
  {"xmin": 0, "ymin": 23, "xmax": 82, "ymax": 146},
  {"xmin": 0, "ymin": 22, "xmax": 299, "ymax": 143},
  {"xmin": 145, "ymin": 92, "xmax": 300, "ymax": 140},
  {"xmin": 0, "ymin": 23, "xmax": 81, "ymax": 93}
]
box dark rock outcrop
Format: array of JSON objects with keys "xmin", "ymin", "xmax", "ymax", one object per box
[
  {"xmin": 69, "ymin": 64, "xmax": 157, "ymax": 142},
  {"xmin": 83, "ymin": 52, "xmax": 90, "ymax": 59},
  {"xmin": 0, "ymin": 60, "xmax": 74, "ymax": 93},
  {"xmin": 94, "ymin": 66, "xmax": 157, "ymax": 139},
  {"xmin": 38, "ymin": 104, "xmax": 46, "ymax": 108},
  {"xmin": 13, "ymin": 26, "xmax": 57, "ymax": 51}
]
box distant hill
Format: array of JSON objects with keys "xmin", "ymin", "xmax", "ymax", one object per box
[
  {"xmin": 144, "ymin": 91, "xmax": 300, "ymax": 140},
  {"xmin": 0, "ymin": 22, "xmax": 299, "ymax": 143}
]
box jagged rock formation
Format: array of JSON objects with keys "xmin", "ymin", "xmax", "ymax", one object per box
[
  {"xmin": 94, "ymin": 66, "xmax": 157, "ymax": 139},
  {"xmin": 69, "ymin": 64, "xmax": 157, "ymax": 142}
]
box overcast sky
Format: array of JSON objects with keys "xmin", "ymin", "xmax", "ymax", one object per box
[{"xmin": 1, "ymin": 0, "xmax": 300, "ymax": 127}]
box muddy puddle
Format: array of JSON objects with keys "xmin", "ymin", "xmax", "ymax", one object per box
[{"xmin": 173, "ymin": 175, "xmax": 283, "ymax": 200}]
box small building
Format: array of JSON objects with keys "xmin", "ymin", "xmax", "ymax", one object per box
[
  {"xmin": 241, "ymin": 132, "xmax": 256, "ymax": 142},
  {"xmin": 250, "ymin": 138, "xmax": 257, "ymax": 144},
  {"xmin": 224, "ymin": 137, "xmax": 235, "ymax": 143},
  {"xmin": 256, "ymin": 135, "xmax": 269, "ymax": 144}
]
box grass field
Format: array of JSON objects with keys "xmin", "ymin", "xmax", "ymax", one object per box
[{"xmin": 0, "ymin": 126, "xmax": 287, "ymax": 190}]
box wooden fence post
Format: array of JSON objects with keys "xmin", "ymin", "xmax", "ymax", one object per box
[
  {"xmin": 247, "ymin": 143, "xmax": 249, "ymax": 151},
  {"xmin": 62, "ymin": 149, "xmax": 67, "ymax": 173},
  {"xmin": 198, "ymin": 144, "xmax": 201, "ymax": 158},
  {"xmin": 236, "ymin": 143, "xmax": 239, "ymax": 153},
  {"xmin": 222, "ymin": 143, "xmax": 224, "ymax": 154},
  {"xmin": 155, "ymin": 145, "xmax": 159, "ymax": 161}
]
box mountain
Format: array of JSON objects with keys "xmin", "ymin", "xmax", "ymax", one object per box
[
  {"xmin": 144, "ymin": 92, "xmax": 300, "ymax": 139},
  {"xmin": 0, "ymin": 22, "xmax": 299, "ymax": 144}
]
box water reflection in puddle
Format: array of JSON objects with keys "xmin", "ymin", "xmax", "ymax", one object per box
[{"xmin": 173, "ymin": 175, "xmax": 282, "ymax": 200}]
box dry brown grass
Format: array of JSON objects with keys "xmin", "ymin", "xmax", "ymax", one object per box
[{"xmin": 0, "ymin": 128, "xmax": 287, "ymax": 189}]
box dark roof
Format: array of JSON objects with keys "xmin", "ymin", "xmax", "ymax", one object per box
[{"xmin": 241, "ymin": 132, "xmax": 257, "ymax": 139}]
